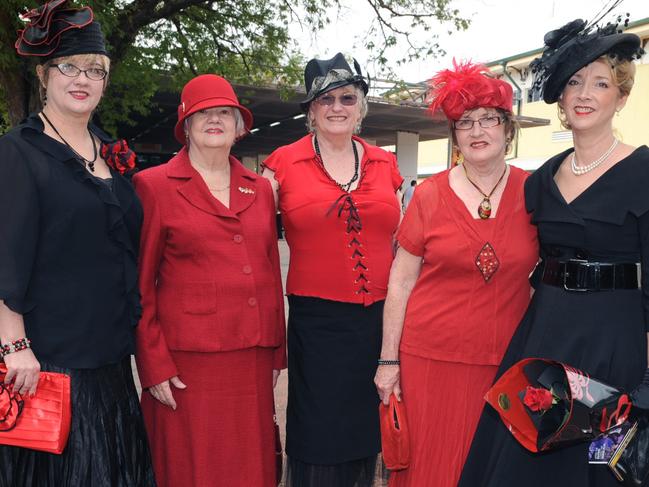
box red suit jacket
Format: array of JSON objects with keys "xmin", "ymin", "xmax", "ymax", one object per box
[{"xmin": 133, "ymin": 149, "xmax": 286, "ymax": 388}]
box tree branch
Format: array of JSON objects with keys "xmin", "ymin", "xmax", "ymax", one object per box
[{"xmin": 109, "ymin": 0, "xmax": 213, "ymax": 66}]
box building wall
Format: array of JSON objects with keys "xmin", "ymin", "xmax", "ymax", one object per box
[{"xmin": 517, "ymin": 62, "xmax": 649, "ymax": 160}]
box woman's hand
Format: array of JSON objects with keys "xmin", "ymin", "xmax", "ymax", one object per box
[
  {"xmin": 273, "ymin": 369, "xmax": 280, "ymax": 389},
  {"xmin": 3, "ymin": 348, "xmax": 40, "ymax": 396},
  {"xmin": 148, "ymin": 376, "xmax": 187, "ymax": 410},
  {"xmin": 374, "ymin": 365, "xmax": 401, "ymax": 405}
]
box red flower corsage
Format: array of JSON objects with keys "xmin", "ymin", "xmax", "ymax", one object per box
[
  {"xmin": 0, "ymin": 383, "xmax": 24, "ymax": 432},
  {"xmin": 101, "ymin": 140, "xmax": 137, "ymax": 175}
]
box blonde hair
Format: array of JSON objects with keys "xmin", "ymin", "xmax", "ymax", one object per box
[
  {"xmin": 37, "ymin": 53, "xmax": 111, "ymax": 104},
  {"xmin": 557, "ymin": 55, "xmax": 635, "ymax": 129}
]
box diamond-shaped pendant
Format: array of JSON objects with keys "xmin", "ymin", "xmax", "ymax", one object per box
[{"xmin": 475, "ymin": 242, "xmax": 499, "ymax": 282}]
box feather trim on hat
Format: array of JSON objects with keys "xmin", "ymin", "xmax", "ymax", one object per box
[{"xmin": 426, "ymin": 59, "xmax": 513, "ymax": 120}]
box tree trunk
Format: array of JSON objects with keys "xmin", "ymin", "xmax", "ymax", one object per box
[{"xmin": 0, "ymin": 65, "xmax": 36, "ymax": 126}]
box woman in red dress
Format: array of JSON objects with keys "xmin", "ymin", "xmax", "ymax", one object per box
[
  {"xmin": 134, "ymin": 74, "xmax": 286, "ymax": 487},
  {"xmin": 374, "ymin": 61, "xmax": 539, "ymax": 487}
]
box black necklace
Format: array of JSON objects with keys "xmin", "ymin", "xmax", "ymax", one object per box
[
  {"xmin": 41, "ymin": 112, "xmax": 98, "ymax": 172},
  {"xmin": 314, "ymin": 136, "xmax": 359, "ymax": 192}
]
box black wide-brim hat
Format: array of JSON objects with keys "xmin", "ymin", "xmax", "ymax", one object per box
[
  {"xmin": 300, "ymin": 52, "xmax": 369, "ymax": 111},
  {"xmin": 531, "ymin": 18, "xmax": 643, "ymax": 104}
]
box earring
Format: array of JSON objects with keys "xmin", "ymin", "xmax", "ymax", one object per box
[{"xmin": 43, "ymin": 88, "xmax": 47, "ymax": 106}]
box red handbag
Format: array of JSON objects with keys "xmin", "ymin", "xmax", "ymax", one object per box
[
  {"xmin": 0, "ymin": 365, "xmax": 71, "ymax": 454},
  {"xmin": 379, "ymin": 394, "xmax": 410, "ymax": 471}
]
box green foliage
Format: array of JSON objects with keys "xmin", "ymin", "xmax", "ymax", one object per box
[{"xmin": 0, "ymin": 0, "xmax": 468, "ymax": 131}]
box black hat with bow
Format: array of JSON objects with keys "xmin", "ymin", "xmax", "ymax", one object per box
[
  {"xmin": 300, "ymin": 52, "xmax": 369, "ymax": 111},
  {"xmin": 531, "ymin": 5, "xmax": 644, "ymax": 104}
]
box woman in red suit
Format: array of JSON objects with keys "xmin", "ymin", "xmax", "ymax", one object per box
[{"xmin": 134, "ymin": 74, "xmax": 286, "ymax": 487}]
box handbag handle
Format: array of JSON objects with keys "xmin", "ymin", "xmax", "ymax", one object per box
[{"xmin": 388, "ymin": 394, "xmax": 404, "ymax": 431}]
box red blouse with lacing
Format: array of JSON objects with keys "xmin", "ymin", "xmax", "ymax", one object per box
[{"xmin": 263, "ymin": 134, "xmax": 403, "ymax": 305}]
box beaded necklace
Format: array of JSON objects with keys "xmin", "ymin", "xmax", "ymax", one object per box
[{"xmin": 314, "ymin": 136, "xmax": 359, "ymax": 192}]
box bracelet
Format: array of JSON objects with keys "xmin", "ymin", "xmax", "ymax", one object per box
[
  {"xmin": 378, "ymin": 359, "xmax": 400, "ymax": 366},
  {"xmin": 0, "ymin": 338, "xmax": 32, "ymax": 358}
]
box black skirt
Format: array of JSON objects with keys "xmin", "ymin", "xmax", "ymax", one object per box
[
  {"xmin": 0, "ymin": 358, "xmax": 156, "ymax": 487},
  {"xmin": 286, "ymin": 295, "xmax": 383, "ymax": 465},
  {"xmin": 458, "ymin": 283, "xmax": 647, "ymax": 487}
]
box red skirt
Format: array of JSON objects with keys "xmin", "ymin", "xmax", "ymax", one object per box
[
  {"xmin": 141, "ymin": 347, "xmax": 277, "ymax": 487},
  {"xmin": 389, "ymin": 352, "xmax": 498, "ymax": 487}
]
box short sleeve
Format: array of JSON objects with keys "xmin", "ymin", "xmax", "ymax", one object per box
[
  {"xmin": 389, "ymin": 153, "xmax": 404, "ymax": 191},
  {"xmin": 0, "ymin": 137, "xmax": 39, "ymax": 313},
  {"xmin": 261, "ymin": 149, "xmax": 285, "ymax": 186},
  {"xmin": 397, "ymin": 185, "xmax": 426, "ymax": 256}
]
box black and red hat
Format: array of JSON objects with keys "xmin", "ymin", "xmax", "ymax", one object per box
[{"xmin": 15, "ymin": 0, "xmax": 107, "ymax": 60}]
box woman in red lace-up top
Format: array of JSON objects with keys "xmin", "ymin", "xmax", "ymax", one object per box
[{"xmin": 263, "ymin": 53, "xmax": 403, "ymax": 487}]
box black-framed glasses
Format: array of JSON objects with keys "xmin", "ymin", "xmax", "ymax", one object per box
[
  {"xmin": 453, "ymin": 116, "xmax": 502, "ymax": 130},
  {"xmin": 314, "ymin": 93, "xmax": 359, "ymax": 107},
  {"xmin": 50, "ymin": 63, "xmax": 108, "ymax": 81}
]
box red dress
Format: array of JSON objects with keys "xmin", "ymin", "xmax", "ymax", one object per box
[
  {"xmin": 391, "ymin": 166, "xmax": 538, "ymax": 487},
  {"xmin": 134, "ymin": 150, "xmax": 286, "ymax": 487}
]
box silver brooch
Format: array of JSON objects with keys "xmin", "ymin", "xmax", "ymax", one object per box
[{"xmin": 238, "ymin": 186, "xmax": 255, "ymax": 194}]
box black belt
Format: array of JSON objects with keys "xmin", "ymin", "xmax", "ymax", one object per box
[{"xmin": 540, "ymin": 259, "xmax": 641, "ymax": 292}]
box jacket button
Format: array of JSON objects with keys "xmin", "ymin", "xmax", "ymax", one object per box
[
  {"xmin": 233, "ymin": 234, "xmax": 243, "ymax": 243},
  {"xmin": 243, "ymin": 265, "xmax": 252, "ymax": 274},
  {"xmin": 248, "ymin": 297, "xmax": 257, "ymax": 306}
]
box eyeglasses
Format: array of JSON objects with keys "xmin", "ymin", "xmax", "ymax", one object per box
[
  {"xmin": 50, "ymin": 63, "xmax": 108, "ymax": 81},
  {"xmin": 314, "ymin": 93, "xmax": 359, "ymax": 107},
  {"xmin": 453, "ymin": 116, "xmax": 502, "ymax": 130}
]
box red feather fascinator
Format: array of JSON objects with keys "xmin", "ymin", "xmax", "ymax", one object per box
[{"xmin": 426, "ymin": 60, "xmax": 513, "ymax": 120}]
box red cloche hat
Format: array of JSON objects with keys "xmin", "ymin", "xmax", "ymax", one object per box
[
  {"xmin": 426, "ymin": 60, "xmax": 513, "ymax": 120},
  {"xmin": 174, "ymin": 74, "xmax": 254, "ymax": 144}
]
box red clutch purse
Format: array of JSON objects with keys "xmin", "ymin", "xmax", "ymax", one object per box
[
  {"xmin": 0, "ymin": 364, "xmax": 71, "ymax": 454},
  {"xmin": 379, "ymin": 394, "xmax": 410, "ymax": 471}
]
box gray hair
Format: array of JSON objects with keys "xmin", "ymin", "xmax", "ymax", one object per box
[{"xmin": 306, "ymin": 85, "xmax": 368, "ymax": 134}]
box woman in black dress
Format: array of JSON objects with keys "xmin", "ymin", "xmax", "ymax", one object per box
[
  {"xmin": 0, "ymin": 2, "xmax": 155, "ymax": 486},
  {"xmin": 458, "ymin": 17, "xmax": 648, "ymax": 487}
]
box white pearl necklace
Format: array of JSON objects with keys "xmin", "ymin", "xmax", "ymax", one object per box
[{"xmin": 570, "ymin": 138, "xmax": 619, "ymax": 176}]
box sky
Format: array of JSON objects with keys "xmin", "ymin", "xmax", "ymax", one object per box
[{"xmin": 290, "ymin": 0, "xmax": 649, "ymax": 84}]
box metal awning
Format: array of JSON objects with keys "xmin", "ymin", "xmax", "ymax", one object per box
[{"xmin": 115, "ymin": 83, "xmax": 550, "ymax": 159}]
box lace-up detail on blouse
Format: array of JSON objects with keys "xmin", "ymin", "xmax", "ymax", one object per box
[
  {"xmin": 262, "ymin": 134, "xmax": 403, "ymax": 305},
  {"xmin": 327, "ymin": 193, "xmax": 369, "ymax": 294}
]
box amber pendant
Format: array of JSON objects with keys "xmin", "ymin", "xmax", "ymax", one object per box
[{"xmin": 478, "ymin": 198, "xmax": 492, "ymax": 219}]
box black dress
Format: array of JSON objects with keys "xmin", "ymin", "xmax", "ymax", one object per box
[
  {"xmin": 458, "ymin": 146, "xmax": 649, "ymax": 487},
  {"xmin": 0, "ymin": 115, "xmax": 155, "ymax": 486}
]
